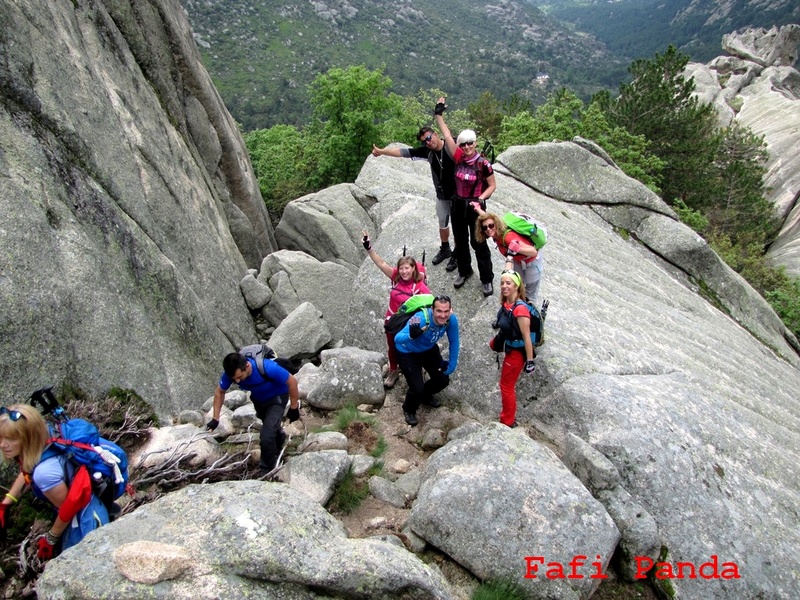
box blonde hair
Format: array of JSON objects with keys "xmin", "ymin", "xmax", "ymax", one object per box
[
  {"xmin": 499, "ymin": 270, "xmax": 527, "ymax": 303},
  {"xmin": 475, "ymin": 213, "xmax": 508, "ymax": 244},
  {"xmin": 0, "ymin": 404, "xmax": 49, "ymax": 473}
]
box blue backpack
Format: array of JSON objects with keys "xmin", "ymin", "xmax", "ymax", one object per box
[
  {"xmin": 497, "ymin": 299, "xmax": 546, "ymax": 348},
  {"xmin": 38, "ymin": 419, "xmax": 130, "ymax": 512}
]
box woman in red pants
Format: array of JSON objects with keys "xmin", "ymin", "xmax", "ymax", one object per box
[{"xmin": 489, "ymin": 270, "xmax": 536, "ymax": 427}]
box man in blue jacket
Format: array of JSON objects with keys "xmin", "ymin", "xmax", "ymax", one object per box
[
  {"xmin": 207, "ymin": 353, "xmax": 300, "ymax": 473},
  {"xmin": 394, "ymin": 295, "xmax": 460, "ymax": 426}
]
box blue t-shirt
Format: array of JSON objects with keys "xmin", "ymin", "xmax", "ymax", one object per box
[
  {"xmin": 395, "ymin": 309, "xmax": 460, "ymax": 375},
  {"xmin": 219, "ymin": 357, "xmax": 290, "ymax": 405},
  {"xmin": 32, "ymin": 455, "xmax": 66, "ymax": 495}
]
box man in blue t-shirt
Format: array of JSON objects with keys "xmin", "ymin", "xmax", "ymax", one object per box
[
  {"xmin": 394, "ymin": 296, "xmax": 460, "ymax": 427},
  {"xmin": 206, "ymin": 353, "xmax": 300, "ymax": 473}
]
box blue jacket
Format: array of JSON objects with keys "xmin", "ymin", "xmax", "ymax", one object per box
[{"xmin": 395, "ymin": 308, "xmax": 460, "ymax": 375}]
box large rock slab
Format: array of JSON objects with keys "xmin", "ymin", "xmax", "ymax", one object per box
[
  {"xmin": 37, "ymin": 481, "xmax": 453, "ymax": 599},
  {"xmin": 409, "ymin": 424, "xmax": 620, "ymax": 600},
  {"xmin": 0, "ymin": 0, "xmax": 273, "ymax": 416},
  {"xmin": 258, "ymin": 250, "xmax": 356, "ymax": 342},
  {"xmin": 687, "ymin": 25, "xmax": 800, "ymax": 277},
  {"xmin": 345, "ymin": 146, "xmax": 800, "ymax": 600},
  {"xmin": 496, "ymin": 142, "xmax": 676, "ymax": 217},
  {"xmin": 275, "ymin": 183, "xmax": 374, "ymax": 269}
]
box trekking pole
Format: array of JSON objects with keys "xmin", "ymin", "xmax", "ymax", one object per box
[
  {"xmin": 29, "ymin": 386, "xmax": 67, "ymax": 421},
  {"xmin": 421, "ymin": 250, "xmax": 426, "ymax": 266},
  {"xmin": 403, "ymin": 244, "xmax": 407, "ymax": 257}
]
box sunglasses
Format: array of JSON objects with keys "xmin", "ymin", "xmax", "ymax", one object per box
[
  {"xmin": 0, "ymin": 407, "xmax": 26, "ymax": 421},
  {"xmin": 421, "ymin": 134, "xmax": 433, "ymax": 144},
  {"xmin": 481, "ymin": 222, "xmax": 496, "ymax": 231},
  {"xmin": 434, "ymin": 295, "xmax": 451, "ymax": 304},
  {"xmin": 459, "ymin": 140, "xmax": 475, "ymax": 148}
]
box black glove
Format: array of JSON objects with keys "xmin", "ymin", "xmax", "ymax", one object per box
[
  {"xmin": 409, "ymin": 322, "xmax": 424, "ymax": 339},
  {"xmin": 434, "ymin": 101, "xmax": 447, "ymax": 116},
  {"xmin": 286, "ymin": 407, "xmax": 300, "ymax": 422},
  {"xmin": 362, "ymin": 235, "xmax": 371, "ymax": 251},
  {"xmin": 206, "ymin": 418, "xmax": 219, "ymax": 431},
  {"xmin": 525, "ymin": 360, "xmax": 536, "ymax": 374}
]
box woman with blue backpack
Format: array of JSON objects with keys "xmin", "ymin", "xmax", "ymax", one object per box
[
  {"xmin": 0, "ymin": 404, "xmax": 110, "ymax": 561},
  {"xmin": 489, "ymin": 271, "xmax": 537, "ymax": 427}
]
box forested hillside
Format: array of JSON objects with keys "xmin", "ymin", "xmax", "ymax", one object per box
[
  {"xmin": 535, "ymin": 0, "xmax": 799, "ymax": 62},
  {"xmin": 180, "ymin": 0, "xmax": 626, "ymax": 130}
]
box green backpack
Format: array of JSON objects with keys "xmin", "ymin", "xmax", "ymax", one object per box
[
  {"xmin": 384, "ymin": 294, "xmax": 435, "ymax": 335},
  {"xmin": 502, "ymin": 212, "xmax": 547, "ymax": 249}
]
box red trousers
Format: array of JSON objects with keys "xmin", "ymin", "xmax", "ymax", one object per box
[
  {"xmin": 386, "ymin": 332, "xmax": 399, "ymax": 371},
  {"xmin": 499, "ymin": 349, "xmax": 525, "ymax": 426}
]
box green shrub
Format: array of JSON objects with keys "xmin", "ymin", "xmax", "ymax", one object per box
[
  {"xmin": 673, "ymin": 198, "xmax": 708, "ymax": 232},
  {"xmin": 332, "ymin": 404, "xmax": 377, "ymax": 431},
  {"xmin": 327, "ymin": 462, "xmax": 383, "ymax": 515},
  {"xmin": 472, "ymin": 579, "xmax": 526, "ymax": 600}
]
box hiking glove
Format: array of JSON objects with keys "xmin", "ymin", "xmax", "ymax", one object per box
[
  {"xmin": 286, "ymin": 407, "xmax": 300, "ymax": 422},
  {"xmin": 506, "ymin": 239, "xmax": 521, "ymax": 256},
  {"xmin": 409, "ymin": 322, "xmax": 424, "ymax": 339},
  {"xmin": 37, "ymin": 531, "xmax": 59, "ymax": 561},
  {"xmin": 434, "ymin": 101, "xmax": 446, "ymax": 116},
  {"xmin": 525, "ymin": 360, "xmax": 536, "ymax": 374},
  {"xmin": 362, "ymin": 235, "xmax": 371, "ymax": 251},
  {"xmin": 206, "ymin": 418, "xmax": 219, "ymax": 431}
]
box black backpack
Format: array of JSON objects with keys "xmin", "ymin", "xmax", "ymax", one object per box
[
  {"xmin": 239, "ymin": 343, "xmax": 298, "ymax": 376},
  {"xmin": 384, "ymin": 294, "xmax": 435, "ymax": 335},
  {"xmin": 496, "ymin": 299, "xmax": 547, "ymax": 348}
]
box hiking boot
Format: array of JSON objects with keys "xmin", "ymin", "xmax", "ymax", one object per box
[
  {"xmin": 383, "ymin": 369, "xmax": 400, "ymax": 388},
  {"xmin": 422, "ymin": 396, "xmax": 441, "ymax": 408},
  {"xmin": 431, "ymin": 244, "xmax": 451, "ymax": 265},
  {"xmin": 453, "ymin": 271, "xmax": 473, "ymax": 289},
  {"xmin": 482, "ymin": 282, "xmax": 494, "ymax": 297},
  {"xmin": 403, "ymin": 411, "xmax": 418, "ymax": 426},
  {"xmin": 445, "ymin": 255, "xmax": 458, "ymax": 272}
]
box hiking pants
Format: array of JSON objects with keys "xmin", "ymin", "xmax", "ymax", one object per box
[
  {"xmin": 386, "ymin": 330, "xmax": 399, "ymax": 372},
  {"xmin": 499, "ymin": 348, "xmax": 525, "ymax": 426},
  {"xmin": 397, "ymin": 346, "xmax": 449, "ymax": 414},
  {"xmin": 254, "ymin": 395, "xmax": 288, "ymax": 470},
  {"xmin": 452, "ymin": 196, "xmax": 493, "ymax": 283},
  {"xmin": 513, "ymin": 254, "xmax": 544, "ymax": 306}
]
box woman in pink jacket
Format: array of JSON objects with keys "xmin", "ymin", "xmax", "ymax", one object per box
[{"xmin": 362, "ymin": 231, "xmax": 430, "ymax": 388}]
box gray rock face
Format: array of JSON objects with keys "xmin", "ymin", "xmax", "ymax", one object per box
[
  {"xmin": 257, "ymin": 250, "xmax": 356, "ymax": 342},
  {"xmin": 409, "ymin": 424, "xmax": 620, "ymax": 599},
  {"xmin": 722, "ymin": 25, "xmax": 800, "ymax": 68},
  {"xmin": 37, "ymin": 482, "xmax": 453, "ymax": 600},
  {"xmin": 304, "ymin": 347, "xmax": 386, "ymax": 410},
  {"xmin": 274, "ymin": 183, "xmax": 375, "ymax": 268},
  {"xmin": 347, "ymin": 144, "xmax": 800, "ymax": 599},
  {"xmin": 0, "ymin": 0, "xmax": 275, "ymax": 416},
  {"xmin": 687, "ymin": 25, "xmax": 800, "ymax": 277},
  {"xmin": 285, "ymin": 449, "xmax": 351, "ymax": 505},
  {"xmin": 268, "ymin": 301, "xmax": 332, "ymax": 359}
]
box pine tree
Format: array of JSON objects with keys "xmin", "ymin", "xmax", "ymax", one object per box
[{"xmin": 597, "ymin": 45, "xmax": 720, "ymax": 206}]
